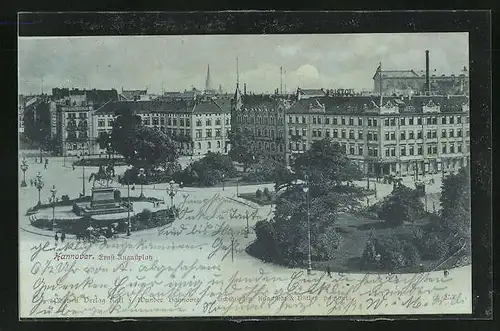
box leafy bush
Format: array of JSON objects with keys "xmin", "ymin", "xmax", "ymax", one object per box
[
  {"xmin": 73, "ymin": 158, "xmax": 127, "ymax": 167},
  {"xmin": 378, "ymin": 185, "xmax": 425, "ymax": 226},
  {"xmin": 114, "ymin": 190, "xmax": 121, "ymax": 201},
  {"xmin": 361, "ymin": 235, "xmax": 421, "ymax": 271},
  {"xmin": 417, "ymin": 233, "xmax": 449, "ymax": 260},
  {"xmin": 263, "ymin": 188, "xmax": 271, "ymax": 200},
  {"xmin": 140, "ymin": 209, "xmax": 153, "ymax": 223},
  {"xmin": 72, "ymin": 203, "xmax": 81, "ymax": 215},
  {"xmin": 61, "ymin": 194, "xmax": 70, "ymax": 203},
  {"xmin": 118, "ymin": 165, "xmax": 179, "ymax": 185},
  {"xmin": 173, "ymin": 152, "xmax": 236, "ymax": 187},
  {"xmin": 256, "ymin": 189, "xmax": 263, "ymax": 199},
  {"xmin": 314, "ymin": 227, "xmax": 343, "ymax": 260},
  {"xmin": 250, "ymin": 220, "xmax": 277, "ymax": 262}
]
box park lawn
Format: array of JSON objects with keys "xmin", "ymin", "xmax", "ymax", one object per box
[{"xmin": 312, "ymin": 213, "xmax": 452, "ymax": 273}]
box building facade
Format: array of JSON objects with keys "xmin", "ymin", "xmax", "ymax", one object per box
[
  {"xmin": 232, "ymin": 93, "xmax": 289, "ymax": 160},
  {"xmin": 52, "ymin": 88, "xmax": 119, "ymax": 156},
  {"xmin": 232, "ymin": 92, "xmax": 470, "ymax": 178},
  {"xmin": 93, "ymin": 96, "xmax": 232, "ymax": 157}
]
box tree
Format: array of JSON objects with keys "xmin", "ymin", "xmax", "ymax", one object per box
[
  {"xmin": 228, "ymin": 127, "xmax": 258, "ymax": 172},
  {"xmin": 439, "ymin": 166, "xmax": 471, "ymax": 253},
  {"xmin": 378, "ymin": 185, "xmax": 425, "ymax": 226},
  {"xmin": 23, "ymin": 101, "xmax": 52, "ymax": 160},
  {"xmin": 111, "ymin": 110, "xmax": 178, "ymax": 170},
  {"xmin": 174, "ymin": 152, "xmax": 236, "ymax": 186},
  {"xmin": 96, "ymin": 131, "xmax": 113, "ymax": 159},
  {"xmin": 250, "ymin": 138, "xmax": 364, "ymax": 266}
]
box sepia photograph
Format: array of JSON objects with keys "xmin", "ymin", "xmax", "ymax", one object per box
[{"xmin": 18, "ymin": 30, "xmax": 474, "ymax": 318}]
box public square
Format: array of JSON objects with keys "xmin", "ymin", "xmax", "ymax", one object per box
[{"xmin": 18, "ymin": 152, "xmax": 471, "ymax": 317}]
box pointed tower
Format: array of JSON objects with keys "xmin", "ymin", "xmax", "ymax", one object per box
[
  {"xmin": 205, "ymin": 64, "xmax": 213, "ymax": 93},
  {"xmin": 234, "ymin": 58, "xmax": 242, "ymax": 111}
]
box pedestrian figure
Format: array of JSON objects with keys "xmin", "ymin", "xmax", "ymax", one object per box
[
  {"xmin": 44, "ymin": 163, "xmax": 47, "ymax": 169},
  {"xmin": 72, "ymin": 164, "xmax": 75, "ymax": 171},
  {"xmin": 30, "ymin": 179, "xmax": 34, "ymax": 187},
  {"xmin": 54, "ymin": 233, "xmax": 59, "ymax": 244},
  {"xmin": 131, "ymin": 185, "xmax": 135, "ymax": 191},
  {"xmin": 326, "ymin": 265, "xmax": 332, "ymax": 278},
  {"xmin": 61, "ymin": 232, "xmax": 66, "ymax": 243}
]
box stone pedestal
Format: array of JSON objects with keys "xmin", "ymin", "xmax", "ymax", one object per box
[{"xmin": 76, "ymin": 187, "xmax": 130, "ymax": 216}]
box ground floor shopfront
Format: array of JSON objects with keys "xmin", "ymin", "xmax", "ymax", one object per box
[{"xmin": 353, "ymin": 156, "xmax": 469, "ymax": 178}]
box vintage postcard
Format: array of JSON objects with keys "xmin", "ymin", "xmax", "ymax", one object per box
[{"xmin": 19, "ymin": 31, "xmax": 473, "ymax": 318}]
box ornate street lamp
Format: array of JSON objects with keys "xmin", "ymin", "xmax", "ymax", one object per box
[
  {"xmin": 138, "ymin": 168, "xmax": 146, "ymax": 199},
  {"xmin": 34, "ymin": 172, "xmax": 44, "ymax": 207},
  {"xmin": 303, "ymin": 174, "xmax": 312, "ymax": 275},
  {"xmin": 167, "ymin": 180, "xmax": 178, "ymax": 208},
  {"xmin": 50, "ymin": 185, "xmax": 57, "ymax": 231},
  {"xmin": 20, "ymin": 158, "xmax": 29, "ymax": 187}
]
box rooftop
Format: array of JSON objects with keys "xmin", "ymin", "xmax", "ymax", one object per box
[
  {"xmin": 287, "ymin": 95, "xmax": 469, "ymax": 114},
  {"xmin": 94, "ymin": 98, "xmax": 231, "ymax": 115}
]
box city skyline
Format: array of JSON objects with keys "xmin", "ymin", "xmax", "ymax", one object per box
[{"xmin": 18, "ymin": 33, "xmax": 468, "ymax": 95}]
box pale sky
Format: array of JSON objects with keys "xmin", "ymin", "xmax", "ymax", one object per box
[{"xmin": 18, "ymin": 33, "xmax": 468, "ymax": 95}]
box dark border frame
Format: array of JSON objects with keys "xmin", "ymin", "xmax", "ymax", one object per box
[{"xmin": 8, "ymin": 10, "xmax": 492, "ymax": 326}]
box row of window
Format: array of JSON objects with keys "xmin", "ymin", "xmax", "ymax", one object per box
[
  {"xmin": 286, "ymin": 115, "xmax": 468, "ymax": 126},
  {"xmin": 288, "ymin": 142, "xmax": 468, "ymax": 157},
  {"xmin": 385, "ymin": 128, "xmax": 468, "ymax": 140},
  {"xmin": 238, "ymin": 116, "xmax": 283, "ymax": 125},
  {"xmin": 287, "ymin": 128, "xmax": 469, "ymax": 141},
  {"xmin": 66, "ymin": 113, "xmax": 88, "ymax": 119},
  {"xmin": 194, "ymin": 129, "xmax": 230, "ymax": 138}
]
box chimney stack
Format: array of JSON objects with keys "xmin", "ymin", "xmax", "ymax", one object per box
[{"xmin": 425, "ymin": 50, "xmax": 430, "ymax": 95}]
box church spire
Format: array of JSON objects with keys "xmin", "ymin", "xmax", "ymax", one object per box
[
  {"xmin": 205, "ymin": 64, "xmax": 213, "ymax": 93},
  {"xmin": 234, "ymin": 58, "xmax": 242, "ymax": 110}
]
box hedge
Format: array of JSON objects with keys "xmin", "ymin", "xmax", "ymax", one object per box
[{"xmin": 31, "ymin": 206, "xmax": 178, "ymax": 235}]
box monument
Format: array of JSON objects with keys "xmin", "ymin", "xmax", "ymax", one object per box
[{"xmin": 74, "ymin": 165, "xmax": 132, "ymax": 216}]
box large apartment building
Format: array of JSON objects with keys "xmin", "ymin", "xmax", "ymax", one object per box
[
  {"xmin": 233, "ymin": 91, "xmax": 470, "ymax": 177},
  {"xmin": 92, "ymin": 96, "xmax": 232, "ymax": 157},
  {"xmin": 54, "ymin": 88, "xmax": 119, "ymax": 156}
]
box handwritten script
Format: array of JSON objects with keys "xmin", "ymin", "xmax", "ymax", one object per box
[{"xmin": 20, "ymin": 193, "xmax": 471, "ymax": 317}]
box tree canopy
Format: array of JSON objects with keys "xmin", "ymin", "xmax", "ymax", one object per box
[
  {"xmin": 250, "ymin": 138, "xmax": 365, "ymax": 266},
  {"xmin": 228, "ymin": 127, "xmax": 258, "ymax": 172},
  {"xmin": 439, "ymin": 166, "xmax": 471, "ymax": 238},
  {"xmin": 22, "ymin": 101, "xmax": 52, "ymax": 148},
  {"xmin": 111, "ymin": 110, "xmax": 178, "ymax": 170}
]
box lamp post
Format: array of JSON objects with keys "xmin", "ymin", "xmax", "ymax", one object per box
[
  {"xmin": 126, "ymin": 172, "xmax": 131, "ymax": 236},
  {"xmin": 20, "ymin": 158, "xmax": 28, "ymax": 187},
  {"xmin": 374, "ymin": 182, "xmax": 377, "ymax": 199},
  {"xmin": 244, "ymin": 210, "xmax": 249, "ymax": 238},
  {"xmin": 50, "ymin": 185, "xmax": 57, "ymax": 231},
  {"xmin": 303, "ymin": 174, "xmax": 312, "ymax": 275},
  {"xmin": 168, "ymin": 180, "xmax": 178, "ymax": 208},
  {"xmin": 77, "ymin": 151, "xmax": 86, "ymax": 197},
  {"xmin": 34, "ymin": 172, "xmax": 44, "ymax": 207},
  {"xmin": 236, "ymin": 177, "xmax": 239, "ymax": 197},
  {"xmin": 138, "ymin": 168, "xmax": 145, "ymax": 199},
  {"xmin": 222, "ymin": 174, "xmax": 225, "ymax": 191}
]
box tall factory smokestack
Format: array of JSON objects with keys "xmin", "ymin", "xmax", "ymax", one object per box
[{"xmin": 425, "ymin": 50, "xmax": 430, "ymax": 95}]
